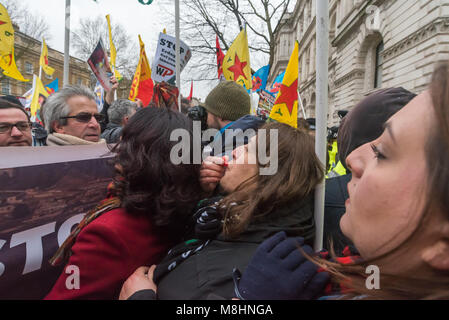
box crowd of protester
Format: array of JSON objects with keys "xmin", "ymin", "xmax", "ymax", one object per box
[{"xmin": 1, "ymin": 59, "xmax": 449, "ymax": 300}]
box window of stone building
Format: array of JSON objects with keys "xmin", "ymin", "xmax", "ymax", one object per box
[
  {"xmin": 25, "ymin": 62, "xmax": 33, "ymax": 74},
  {"xmin": 305, "ymin": 46, "xmax": 310, "ymax": 78},
  {"xmin": 283, "ymin": 38, "xmax": 287, "ymax": 57},
  {"xmin": 45, "ymin": 73, "xmax": 53, "ymax": 80},
  {"xmin": 307, "ymin": 0, "xmax": 312, "ymax": 20},
  {"xmin": 77, "ymin": 77, "xmax": 83, "ymax": 86},
  {"xmin": 310, "ymin": 38, "xmax": 316, "ymax": 75},
  {"xmin": 1, "ymin": 79, "xmax": 10, "ymax": 95},
  {"xmin": 374, "ymin": 41, "xmax": 384, "ymax": 88},
  {"xmin": 330, "ymin": 13, "xmax": 337, "ymax": 38},
  {"xmin": 25, "ymin": 82, "xmax": 32, "ymax": 92}
]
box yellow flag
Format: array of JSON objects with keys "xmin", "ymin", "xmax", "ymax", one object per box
[
  {"xmin": 222, "ymin": 29, "xmax": 252, "ymax": 90},
  {"xmin": 30, "ymin": 75, "xmax": 50, "ymax": 120},
  {"xmin": 40, "ymin": 38, "xmax": 55, "ymax": 76},
  {"xmin": 163, "ymin": 28, "xmax": 167, "ymax": 34},
  {"xmin": 269, "ymin": 41, "xmax": 299, "ymax": 128},
  {"xmin": 106, "ymin": 14, "xmax": 122, "ymax": 81},
  {"xmin": 0, "ymin": 3, "xmax": 29, "ymax": 82}
]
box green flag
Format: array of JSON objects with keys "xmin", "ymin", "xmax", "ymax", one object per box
[{"xmin": 138, "ymin": 0, "xmax": 153, "ymax": 4}]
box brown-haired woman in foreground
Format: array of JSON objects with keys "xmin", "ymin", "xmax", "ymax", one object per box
[
  {"xmin": 232, "ymin": 62, "xmax": 449, "ymax": 300},
  {"xmin": 46, "ymin": 107, "xmax": 203, "ymax": 300}
]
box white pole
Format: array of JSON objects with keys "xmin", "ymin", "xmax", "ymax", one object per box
[
  {"xmin": 314, "ymin": 0, "xmax": 329, "ymax": 251},
  {"xmin": 63, "ymin": 0, "xmax": 71, "ymax": 87},
  {"xmin": 298, "ymin": 91, "xmax": 307, "ymax": 119},
  {"xmin": 175, "ymin": 0, "xmax": 181, "ymax": 111},
  {"xmin": 39, "ymin": 40, "xmax": 43, "ymax": 79}
]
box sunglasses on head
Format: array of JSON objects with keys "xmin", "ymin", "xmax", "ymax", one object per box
[{"xmin": 60, "ymin": 112, "xmax": 105, "ymax": 123}]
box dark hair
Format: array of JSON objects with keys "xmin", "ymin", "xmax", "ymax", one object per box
[
  {"xmin": 338, "ymin": 87, "xmax": 416, "ymax": 169},
  {"xmin": 297, "ymin": 118, "xmax": 310, "ymax": 131},
  {"xmin": 221, "ymin": 122, "xmax": 324, "ymax": 238},
  {"xmin": 111, "ymin": 107, "xmax": 203, "ymax": 233},
  {"xmin": 0, "ymin": 99, "xmax": 30, "ymax": 121}
]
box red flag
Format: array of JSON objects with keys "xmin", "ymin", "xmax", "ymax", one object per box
[
  {"xmin": 188, "ymin": 81, "xmax": 193, "ymax": 101},
  {"xmin": 216, "ymin": 35, "xmax": 225, "ymax": 79}
]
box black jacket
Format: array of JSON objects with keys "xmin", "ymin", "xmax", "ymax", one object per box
[
  {"xmin": 323, "ymin": 174, "xmax": 353, "ymax": 254},
  {"xmin": 32, "ymin": 123, "xmax": 48, "ymax": 146},
  {"xmin": 154, "ymin": 196, "xmax": 315, "ymax": 300}
]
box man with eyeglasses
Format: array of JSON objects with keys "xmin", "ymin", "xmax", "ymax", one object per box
[
  {"xmin": 42, "ymin": 86, "xmax": 106, "ymax": 146},
  {"xmin": 0, "ymin": 99, "xmax": 32, "ymax": 147}
]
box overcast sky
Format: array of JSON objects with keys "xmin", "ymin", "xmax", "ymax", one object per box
[{"xmin": 16, "ymin": 0, "xmax": 219, "ymax": 100}]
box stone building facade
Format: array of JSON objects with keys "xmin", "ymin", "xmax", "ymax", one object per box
[
  {"xmin": 0, "ymin": 27, "xmax": 92, "ymax": 97},
  {"xmin": 269, "ymin": 0, "xmax": 449, "ymax": 125}
]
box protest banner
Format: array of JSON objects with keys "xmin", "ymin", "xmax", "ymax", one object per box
[
  {"xmin": 257, "ymin": 89, "xmax": 276, "ymax": 118},
  {"xmin": 94, "ymin": 80, "xmax": 105, "ymax": 112},
  {"xmin": 0, "ymin": 145, "xmax": 115, "ymax": 299},
  {"xmin": 152, "ymin": 32, "xmax": 191, "ymax": 84},
  {"xmin": 87, "ymin": 39, "xmax": 113, "ymax": 91}
]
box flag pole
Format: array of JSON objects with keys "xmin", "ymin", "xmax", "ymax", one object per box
[
  {"xmin": 314, "ymin": 0, "xmax": 329, "ymax": 251},
  {"xmin": 298, "ymin": 91, "xmax": 307, "ymax": 119},
  {"xmin": 175, "ymin": 0, "xmax": 181, "ymax": 112},
  {"xmin": 39, "ymin": 41, "xmax": 43, "ymax": 80},
  {"xmin": 63, "ymin": 0, "xmax": 71, "ymax": 87}
]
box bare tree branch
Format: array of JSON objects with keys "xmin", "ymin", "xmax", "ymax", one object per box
[
  {"xmin": 156, "ymin": 0, "xmax": 294, "ymax": 94},
  {"xmin": 0, "ymin": 0, "xmax": 51, "ymax": 82},
  {"xmin": 71, "ymin": 16, "xmax": 138, "ymax": 80}
]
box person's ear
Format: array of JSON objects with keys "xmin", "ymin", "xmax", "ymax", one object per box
[
  {"xmin": 52, "ymin": 121, "xmax": 65, "ymax": 134},
  {"xmin": 422, "ymin": 226, "xmax": 449, "ymax": 271},
  {"xmin": 123, "ymin": 116, "xmax": 129, "ymax": 126}
]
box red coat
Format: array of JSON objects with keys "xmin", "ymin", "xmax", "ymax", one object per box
[{"xmin": 45, "ymin": 208, "xmax": 173, "ymax": 300}]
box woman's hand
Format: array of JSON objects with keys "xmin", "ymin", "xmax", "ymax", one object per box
[{"xmin": 119, "ymin": 265, "xmax": 157, "ymax": 300}]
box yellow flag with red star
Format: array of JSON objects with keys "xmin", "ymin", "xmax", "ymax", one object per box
[
  {"xmin": 222, "ymin": 29, "xmax": 252, "ymax": 90},
  {"xmin": 269, "ymin": 41, "xmax": 299, "ymax": 128},
  {"xmin": 0, "ymin": 3, "xmax": 29, "ymax": 82},
  {"xmin": 40, "ymin": 38, "xmax": 55, "ymax": 76}
]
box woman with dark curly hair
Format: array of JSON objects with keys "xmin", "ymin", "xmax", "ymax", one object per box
[{"xmin": 45, "ymin": 107, "xmax": 203, "ymax": 300}]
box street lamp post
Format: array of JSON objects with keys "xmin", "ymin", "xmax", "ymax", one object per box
[
  {"xmin": 314, "ymin": 0, "xmax": 329, "ymax": 251},
  {"xmin": 63, "ymin": 0, "xmax": 71, "ymax": 87}
]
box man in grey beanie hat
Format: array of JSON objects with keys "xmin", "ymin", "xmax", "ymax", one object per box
[
  {"xmin": 204, "ymin": 80, "xmax": 251, "ymax": 130},
  {"xmin": 202, "ymin": 80, "xmax": 265, "ymax": 158}
]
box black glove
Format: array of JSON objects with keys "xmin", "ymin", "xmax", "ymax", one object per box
[{"xmin": 233, "ymin": 231, "xmax": 330, "ymax": 300}]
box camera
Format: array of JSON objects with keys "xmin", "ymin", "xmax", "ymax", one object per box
[
  {"xmin": 187, "ymin": 105, "xmax": 208, "ymax": 131},
  {"xmin": 327, "ymin": 126, "xmax": 339, "ymax": 141}
]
